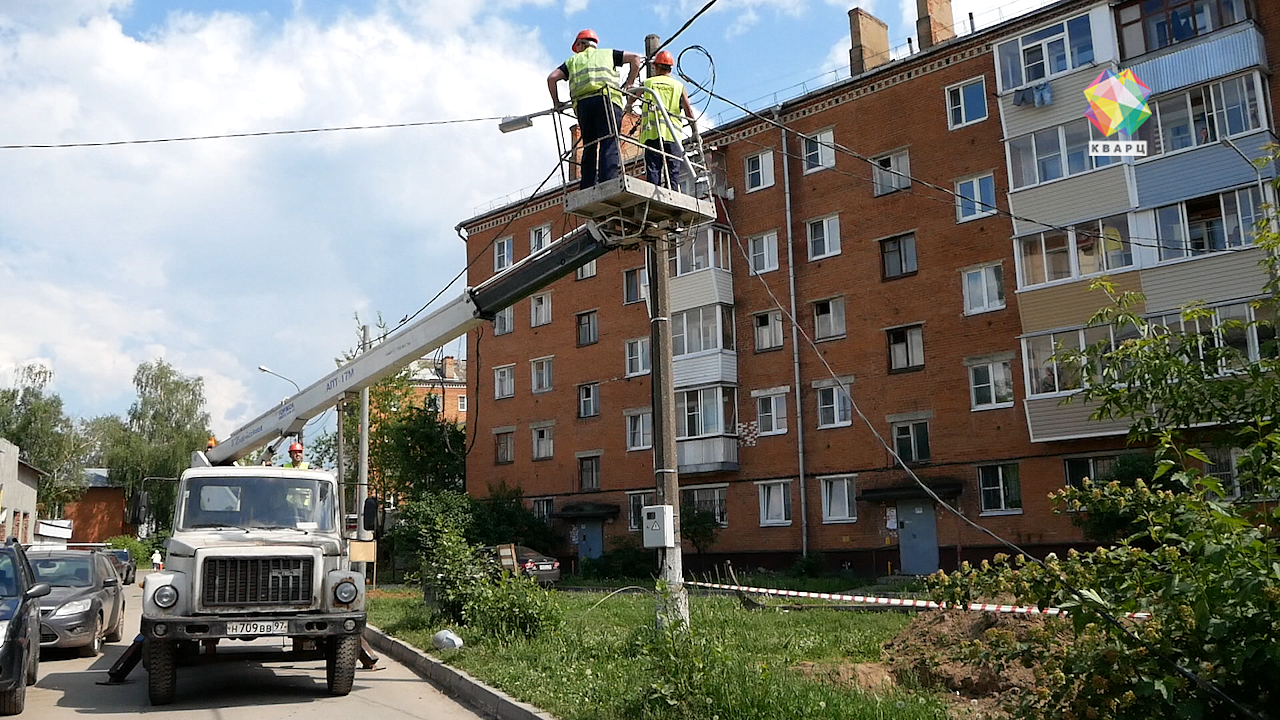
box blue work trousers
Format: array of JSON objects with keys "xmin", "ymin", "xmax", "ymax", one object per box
[
  {"xmin": 576, "ymin": 94, "xmax": 622, "ymax": 190},
  {"xmin": 644, "ymin": 139, "xmax": 683, "ymax": 189}
]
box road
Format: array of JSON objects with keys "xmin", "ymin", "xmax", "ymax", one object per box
[{"xmin": 30, "ymin": 584, "xmax": 483, "ymax": 720}]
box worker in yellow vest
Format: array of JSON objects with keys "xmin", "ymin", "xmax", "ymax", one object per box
[
  {"xmin": 282, "ymin": 442, "xmax": 310, "ymax": 469},
  {"xmin": 639, "ymin": 50, "xmax": 696, "ymax": 189},
  {"xmin": 547, "ymin": 29, "xmax": 642, "ymax": 190}
]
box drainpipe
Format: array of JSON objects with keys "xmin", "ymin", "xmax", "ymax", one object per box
[{"xmin": 774, "ymin": 106, "xmax": 809, "ymax": 558}]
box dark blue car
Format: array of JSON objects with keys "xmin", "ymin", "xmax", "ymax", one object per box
[{"xmin": 0, "ymin": 538, "xmax": 51, "ymax": 715}]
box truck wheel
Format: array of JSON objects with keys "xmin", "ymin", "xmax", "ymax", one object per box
[
  {"xmin": 147, "ymin": 639, "xmax": 178, "ymax": 705},
  {"xmin": 79, "ymin": 616, "xmax": 103, "ymax": 657},
  {"xmin": 325, "ymin": 635, "xmax": 358, "ymax": 696},
  {"xmin": 0, "ymin": 677, "xmax": 25, "ymax": 716}
]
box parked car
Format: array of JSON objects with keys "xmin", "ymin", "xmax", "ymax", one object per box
[
  {"xmin": 0, "ymin": 537, "xmax": 51, "ymax": 715},
  {"xmin": 480, "ymin": 545, "xmax": 561, "ymax": 586},
  {"xmin": 104, "ymin": 549, "xmax": 136, "ymax": 584},
  {"xmin": 28, "ymin": 550, "xmax": 126, "ymax": 658}
]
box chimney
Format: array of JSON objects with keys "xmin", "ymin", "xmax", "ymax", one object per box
[
  {"xmin": 442, "ymin": 356, "xmax": 458, "ymax": 380},
  {"xmin": 848, "ymin": 8, "xmax": 889, "ymax": 76},
  {"xmin": 915, "ymin": 0, "xmax": 955, "ymax": 50}
]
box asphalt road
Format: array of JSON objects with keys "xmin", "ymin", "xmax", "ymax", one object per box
[{"xmin": 29, "ymin": 584, "xmax": 483, "ymax": 720}]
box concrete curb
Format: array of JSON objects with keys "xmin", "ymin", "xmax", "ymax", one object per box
[{"xmin": 363, "ymin": 624, "xmax": 558, "ymax": 720}]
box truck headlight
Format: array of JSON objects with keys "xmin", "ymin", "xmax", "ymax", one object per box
[
  {"xmin": 53, "ymin": 598, "xmax": 92, "ymax": 617},
  {"xmin": 333, "ymin": 581, "xmax": 358, "ymax": 604},
  {"xmin": 154, "ymin": 585, "xmax": 179, "ymax": 608}
]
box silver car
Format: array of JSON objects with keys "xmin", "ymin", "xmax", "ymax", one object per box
[{"xmin": 31, "ymin": 551, "xmax": 126, "ymax": 657}]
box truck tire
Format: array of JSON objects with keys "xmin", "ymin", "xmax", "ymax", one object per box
[
  {"xmin": 147, "ymin": 639, "xmax": 178, "ymax": 706},
  {"xmin": 0, "ymin": 677, "xmax": 24, "ymax": 716},
  {"xmin": 325, "ymin": 635, "xmax": 358, "ymax": 696}
]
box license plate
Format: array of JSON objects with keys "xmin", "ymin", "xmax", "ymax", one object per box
[
  {"xmin": 538, "ymin": 564, "xmax": 554, "ymax": 571},
  {"xmin": 226, "ymin": 621, "xmax": 289, "ymax": 636}
]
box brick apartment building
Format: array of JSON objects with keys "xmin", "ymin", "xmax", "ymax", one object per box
[
  {"xmin": 461, "ymin": 0, "xmax": 1278, "ymax": 573},
  {"xmin": 410, "ymin": 355, "xmax": 468, "ymax": 425}
]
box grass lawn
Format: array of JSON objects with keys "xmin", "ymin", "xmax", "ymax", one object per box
[{"xmin": 368, "ymin": 589, "xmax": 947, "ymax": 720}]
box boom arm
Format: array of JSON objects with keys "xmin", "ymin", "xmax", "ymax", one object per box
[{"xmin": 201, "ymin": 221, "xmax": 610, "ymax": 466}]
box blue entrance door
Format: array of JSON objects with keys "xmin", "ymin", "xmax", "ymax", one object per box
[
  {"xmin": 896, "ymin": 500, "xmax": 939, "ymax": 575},
  {"xmin": 578, "ymin": 520, "xmax": 604, "ymax": 560}
]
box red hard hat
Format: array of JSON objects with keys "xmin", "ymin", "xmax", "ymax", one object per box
[
  {"xmin": 289, "ymin": 442, "xmax": 303, "ymax": 453},
  {"xmin": 573, "ymin": 29, "xmax": 598, "ymax": 50},
  {"xmin": 654, "ymin": 50, "xmax": 675, "ymax": 67}
]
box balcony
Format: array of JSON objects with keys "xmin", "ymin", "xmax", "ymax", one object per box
[
  {"xmin": 677, "ymin": 436, "xmax": 738, "ymax": 474},
  {"xmin": 1126, "ymin": 21, "xmax": 1265, "ymax": 96},
  {"xmin": 1024, "ymin": 396, "xmax": 1130, "ymax": 443},
  {"xmin": 672, "ymin": 349, "xmax": 737, "ymax": 388},
  {"xmin": 669, "ymin": 266, "xmax": 733, "ymax": 311}
]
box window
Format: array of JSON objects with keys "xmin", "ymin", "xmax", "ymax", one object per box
[
  {"xmin": 625, "ymin": 337, "xmax": 650, "ymax": 376},
  {"xmin": 749, "ymin": 231, "xmax": 778, "ymax": 275},
  {"xmin": 676, "ymin": 386, "xmax": 736, "ymax": 438},
  {"xmin": 577, "ymin": 311, "xmax": 598, "ymax": 346},
  {"xmin": 626, "ymin": 411, "xmax": 653, "ymax": 450},
  {"xmin": 681, "ymin": 486, "xmax": 728, "ymax": 525},
  {"xmin": 495, "ymin": 431, "xmax": 514, "ymax": 464},
  {"xmin": 756, "ymin": 393, "xmax": 788, "ymax": 435},
  {"xmin": 803, "ymin": 129, "xmax": 836, "ymax": 172},
  {"xmin": 816, "ymin": 386, "xmax": 852, "ymax": 428},
  {"xmin": 530, "ymin": 224, "xmax": 551, "ymax": 253},
  {"xmin": 1064, "ymin": 455, "xmax": 1119, "ymax": 490},
  {"xmin": 530, "ymin": 293, "xmax": 551, "ymax": 327},
  {"xmin": 745, "ymin": 150, "xmax": 775, "ymax": 191},
  {"xmin": 1203, "ymin": 447, "xmax": 1244, "ymax": 499},
  {"xmin": 1142, "ymin": 76, "xmax": 1262, "ymax": 155},
  {"xmin": 963, "ymin": 264, "xmax": 1005, "ymax": 314},
  {"xmin": 668, "ymin": 227, "xmax": 731, "ymax": 277},
  {"xmin": 576, "ymin": 259, "xmax": 597, "ymax": 280},
  {"xmin": 1008, "ymin": 118, "xmax": 1117, "ymax": 190},
  {"xmin": 672, "ymin": 305, "xmax": 735, "ymax": 356},
  {"xmin": 881, "ymin": 233, "xmax": 917, "ymax": 279},
  {"xmin": 1024, "ymin": 331, "xmax": 1083, "ymax": 396},
  {"xmin": 623, "ymin": 267, "xmax": 648, "ymax": 304},
  {"xmin": 754, "ymin": 311, "xmax": 783, "ymax": 351},
  {"xmin": 821, "ymin": 475, "xmax": 857, "ymax": 523},
  {"xmin": 814, "ymin": 298, "xmax": 846, "ymax": 340},
  {"xmin": 873, "ymin": 151, "xmax": 910, "ymax": 195},
  {"xmin": 493, "ymin": 306, "xmax": 514, "ymax": 336},
  {"xmin": 1118, "ymin": 0, "xmax": 1252, "ymax": 59},
  {"xmin": 458, "ymin": 395, "xmax": 467, "ymax": 412},
  {"xmin": 579, "ymin": 455, "xmax": 600, "ymax": 490},
  {"xmin": 807, "ymin": 215, "xmax": 841, "ymax": 259},
  {"xmin": 996, "ymin": 13, "xmax": 1093, "ymax": 91},
  {"xmin": 758, "ymin": 481, "xmax": 792, "ymax": 526},
  {"xmin": 1017, "ymin": 214, "xmax": 1133, "ymax": 288},
  {"xmin": 578, "ymin": 383, "xmax": 600, "ymax": 418},
  {"xmin": 969, "ymin": 360, "xmax": 1015, "ymax": 409},
  {"xmin": 956, "ymin": 174, "xmax": 996, "ymax": 221},
  {"xmin": 892, "ymin": 421, "xmax": 930, "ymax": 463},
  {"xmin": 1156, "ymin": 187, "xmax": 1264, "ymax": 261},
  {"xmin": 532, "ymin": 498, "xmax": 553, "ymax": 523},
  {"xmin": 494, "ymin": 365, "xmax": 515, "ymax": 399},
  {"xmin": 979, "ymin": 464, "xmax": 1022, "ymax": 513},
  {"xmin": 628, "ymin": 491, "xmax": 655, "ymax": 530},
  {"xmin": 947, "ymin": 78, "xmax": 988, "ymax": 129},
  {"xmin": 531, "ymin": 357, "xmax": 553, "ymax": 393},
  {"xmin": 494, "ymin": 236, "xmax": 513, "ymax": 272},
  {"xmin": 888, "ymin": 325, "xmax": 925, "ymax": 371},
  {"xmin": 532, "ymin": 426, "xmax": 554, "ymax": 460},
  {"xmin": 1153, "ymin": 302, "xmax": 1278, "ymax": 372}
]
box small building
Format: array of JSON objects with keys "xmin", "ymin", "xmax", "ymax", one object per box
[
  {"xmin": 0, "ymin": 438, "xmax": 41, "ymax": 543},
  {"xmin": 33, "ymin": 519, "xmax": 72, "ymax": 549},
  {"xmin": 410, "ymin": 355, "xmax": 468, "ymax": 424},
  {"xmin": 63, "ymin": 469, "xmax": 135, "ymax": 543}
]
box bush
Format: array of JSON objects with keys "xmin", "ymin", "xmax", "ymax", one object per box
[
  {"xmin": 580, "ymin": 536, "xmax": 657, "ymax": 580},
  {"xmin": 463, "ymin": 572, "xmax": 563, "ymax": 640},
  {"xmin": 785, "ymin": 551, "xmax": 825, "ymax": 578},
  {"xmin": 105, "ymin": 535, "xmax": 148, "ymax": 564}
]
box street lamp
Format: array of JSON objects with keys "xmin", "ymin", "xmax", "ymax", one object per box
[
  {"xmin": 258, "ymin": 365, "xmax": 303, "ymax": 446},
  {"xmin": 1219, "ymin": 136, "xmax": 1271, "ymax": 223},
  {"xmin": 498, "ymin": 106, "xmax": 559, "ymax": 134}
]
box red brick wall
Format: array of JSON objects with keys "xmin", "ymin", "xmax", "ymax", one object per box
[{"xmin": 65, "ymin": 488, "xmax": 134, "ymax": 543}]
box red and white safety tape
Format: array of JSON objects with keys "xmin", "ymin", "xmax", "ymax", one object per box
[{"xmin": 684, "ymin": 580, "xmax": 1151, "ymax": 619}]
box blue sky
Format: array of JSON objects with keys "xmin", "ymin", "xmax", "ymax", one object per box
[{"xmin": 0, "ymin": 0, "xmax": 1035, "ymax": 440}]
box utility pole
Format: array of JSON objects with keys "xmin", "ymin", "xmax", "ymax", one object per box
[
  {"xmin": 355, "ymin": 325, "xmax": 372, "ymax": 579},
  {"xmin": 336, "ymin": 397, "xmax": 346, "ymax": 520},
  {"xmin": 645, "ymin": 32, "xmax": 689, "ymax": 629}
]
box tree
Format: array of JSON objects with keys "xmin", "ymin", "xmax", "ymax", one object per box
[
  {"xmin": 680, "ymin": 508, "xmax": 721, "ymax": 557},
  {"xmin": 0, "ymin": 363, "xmax": 92, "ymax": 516}
]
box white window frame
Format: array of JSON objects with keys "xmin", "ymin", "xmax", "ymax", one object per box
[
  {"xmin": 963, "ymin": 263, "xmax": 1005, "ymax": 315},
  {"xmin": 625, "ymin": 337, "xmax": 651, "ymax": 377},
  {"xmin": 969, "ymin": 360, "xmax": 1015, "ymax": 410},
  {"xmin": 755, "ymin": 393, "xmax": 788, "ymax": 436},
  {"xmin": 1139, "ymin": 74, "xmax": 1265, "ymax": 159},
  {"xmin": 1154, "ymin": 186, "xmax": 1266, "ymax": 262},
  {"xmin": 955, "ymin": 173, "xmax": 997, "ymax": 221},
  {"xmin": 748, "ymin": 231, "xmax": 779, "ymax": 275},
  {"xmin": 493, "ymin": 364, "xmax": 515, "ymax": 399},
  {"xmin": 530, "ymin": 292, "xmax": 551, "ymax": 327},
  {"xmin": 816, "ymin": 386, "xmax": 852, "ymax": 429},
  {"xmin": 494, "ymin": 430, "xmax": 514, "ymax": 464},
  {"xmin": 892, "ymin": 420, "xmax": 931, "ymax": 463},
  {"xmin": 578, "ymin": 383, "xmax": 600, "ymax": 418},
  {"xmin": 623, "ymin": 267, "xmax": 649, "ymax": 304},
  {"xmin": 757, "ymin": 480, "xmax": 793, "ymax": 526},
  {"xmin": 888, "ymin": 325, "xmax": 925, "ymax": 371},
  {"xmin": 627, "ymin": 490, "xmax": 655, "ymax": 530},
  {"xmin": 814, "ymin": 297, "xmax": 846, "ymax": 341},
  {"xmin": 754, "ymin": 310, "xmax": 784, "ymax": 351},
  {"xmin": 530, "ymin": 356, "xmax": 553, "ymax": 394},
  {"xmin": 946, "ymin": 77, "xmax": 988, "ymax": 130},
  {"xmin": 820, "ymin": 474, "xmax": 857, "ymax": 523},
  {"xmin": 458, "ymin": 395, "xmax": 467, "ymax": 412},
  {"xmin": 625, "ymin": 410, "xmax": 653, "ymax": 451},
  {"xmin": 681, "ymin": 484, "xmax": 728, "ymax": 526},
  {"xmin": 1007, "ymin": 118, "xmax": 1118, "ymax": 191},
  {"xmin": 494, "ymin": 236, "xmax": 513, "ymax": 272},
  {"xmin": 1203, "ymin": 447, "xmax": 1245, "ymax": 500},
  {"xmin": 676, "ymin": 386, "xmax": 736, "ymax": 439},
  {"xmin": 531, "ymin": 498, "xmax": 553, "ymax": 523},
  {"xmin": 802, "ymin": 129, "xmax": 836, "ymax": 173},
  {"xmin": 872, "ymin": 150, "xmax": 910, "ymax": 195},
  {"xmin": 530, "ymin": 224, "xmax": 551, "ymax": 254},
  {"xmin": 531, "ymin": 425, "xmax": 554, "ymax": 460},
  {"xmin": 979, "ymin": 463, "xmax": 1022, "ymax": 515},
  {"xmin": 669, "ymin": 227, "xmax": 730, "ymax": 277},
  {"xmin": 576, "ymin": 259, "xmax": 597, "ymax": 280},
  {"xmin": 672, "ymin": 304, "xmax": 734, "ymax": 357},
  {"xmin": 493, "ymin": 306, "xmax": 514, "ymax": 336},
  {"xmin": 995, "ymin": 12, "xmax": 1094, "ymax": 92},
  {"xmin": 744, "ymin": 149, "xmax": 775, "ymax": 192},
  {"xmin": 1016, "ymin": 214, "xmax": 1134, "ymax": 289},
  {"xmin": 1064, "ymin": 454, "xmax": 1120, "ymax": 490},
  {"xmin": 807, "ymin": 214, "xmax": 841, "ymax": 260}
]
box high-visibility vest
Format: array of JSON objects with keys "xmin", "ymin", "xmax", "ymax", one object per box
[
  {"xmin": 283, "ymin": 461, "xmax": 310, "ymax": 469},
  {"xmin": 640, "ymin": 74, "xmax": 685, "ymax": 143},
  {"xmin": 566, "ymin": 47, "xmax": 622, "ymax": 108}
]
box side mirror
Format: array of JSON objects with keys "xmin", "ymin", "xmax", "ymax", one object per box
[
  {"xmin": 362, "ymin": 497, "xmax": 378, "ymax": 533},
  {"xmin": 104, "ymin": 576, "xmax": 120, "ymax": 588},
  {"xmin": 25, "ymin": 583, "xmax": 50, "ymax": 600},
  {"xmin": 129, "ymin": 491, "xmax": 150, "ymax": 527}
]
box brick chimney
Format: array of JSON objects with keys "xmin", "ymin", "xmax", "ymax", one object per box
[
  {"xmin": 915, "ymin": 0, "xmax": 955, "ymax": 50},
  {"xmin": 442, "ymin": 356, "xmax": 458, "ymax": 380},
  {"xmin": 849, "ymin": 8, "xmax": 889, "ymax": 76}
]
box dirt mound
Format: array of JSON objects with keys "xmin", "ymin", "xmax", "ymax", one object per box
[{"xmin": 791, "ymin": 661, "xmax": 896, "ymax": 694}]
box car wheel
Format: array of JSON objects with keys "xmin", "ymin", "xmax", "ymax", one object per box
[
  {"xmin": 79, "ymin": 615, "xmax": 103, "ymax": 658},
  {"xmin": 0, "ymin": 675, "xmax": 24, "ymax": 715},
  {"xmin": 24, "ymin": 642, "xmax": 38, "ymax": 686},
  {"xmin": 146, "ymin": 639, "xmax": 177, "ymax": 705},
  {"xmin": 106, "ymin": 604, "xmax": 124, "ymax": 643}
]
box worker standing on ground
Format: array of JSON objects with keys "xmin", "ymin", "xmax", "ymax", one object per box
[
  {"xmin": 638, "ymin": 50, "xmax": 696, "ymax": 189},
  {"xmin": 547, "ymin": 29, "xmax": 642, "ymax": 190},
  {"xmin": 282, "ymin": 442, "xmax": 310, "ymax": 469}
]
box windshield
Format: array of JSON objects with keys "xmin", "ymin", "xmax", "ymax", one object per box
[
  {"xmin": 109, "ymin": 550, "xmax": 130, "ymax": 561},
  {"xmin": 32, "ymin": 556, "xmax": 94, "ymax": 588},
  {"xmin": 0, "ymin": 555, "xmax": 17, "ymax": 597},
  {"xmin": 177, "ymin": 476, "xmax": 337, "ymax": 532}
]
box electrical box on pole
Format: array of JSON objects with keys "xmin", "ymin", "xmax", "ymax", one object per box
[{"xmin": 642, "ymin": 505, "xmax": 675, "ymax": 548}]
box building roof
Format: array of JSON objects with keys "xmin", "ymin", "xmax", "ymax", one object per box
[
  {"xmin": 17, "ymin": 458, "xmax": 47, "ymax": 477},
  {"xmin": 83, "ymin": 468, "xmax": 112, "ymax": 488}
]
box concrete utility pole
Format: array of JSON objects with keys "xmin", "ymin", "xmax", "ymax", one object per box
[
  {"xmin": 356, "ymin": 325, "xmax": 372, "ymax": 579},
  {"xmin": 645, "ymin": 32, "xmax": 690, "ymax": 629},
  {"xmin": 336, "ymin": 396, "xmax": 346, "ymax": 516}
]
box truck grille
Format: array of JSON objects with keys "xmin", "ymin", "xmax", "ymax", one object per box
[{"xmin": 201, "ymin": 557, "xmax": 314, "ymax": 607}]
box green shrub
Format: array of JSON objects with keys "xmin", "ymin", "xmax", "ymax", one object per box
[
  {"xmin": 785, "ymin": 551, "xmax": 825, "ymax": 578},
  {"xmin": 463, "ymin": 572, "xmax": 563, "ymax": 640},
  {"xmin": 105, "ymin": 535, "xmax": 148, "ymax": 564},
  {"xmin": 580, "ymin": 536, "xmax": 657, "ymax": 580}
]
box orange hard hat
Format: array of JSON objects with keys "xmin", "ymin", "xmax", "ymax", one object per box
[
  {"xmin": 654, "ymin": 50, "xmax": 675, "ymax": 67},
  {"xmin": 289, "ymin": 442, "xmax": 304, "ymax": 453},
  {"xmin": 573, "ymin": 29, "xmax": 598, "ymax": 50}
]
